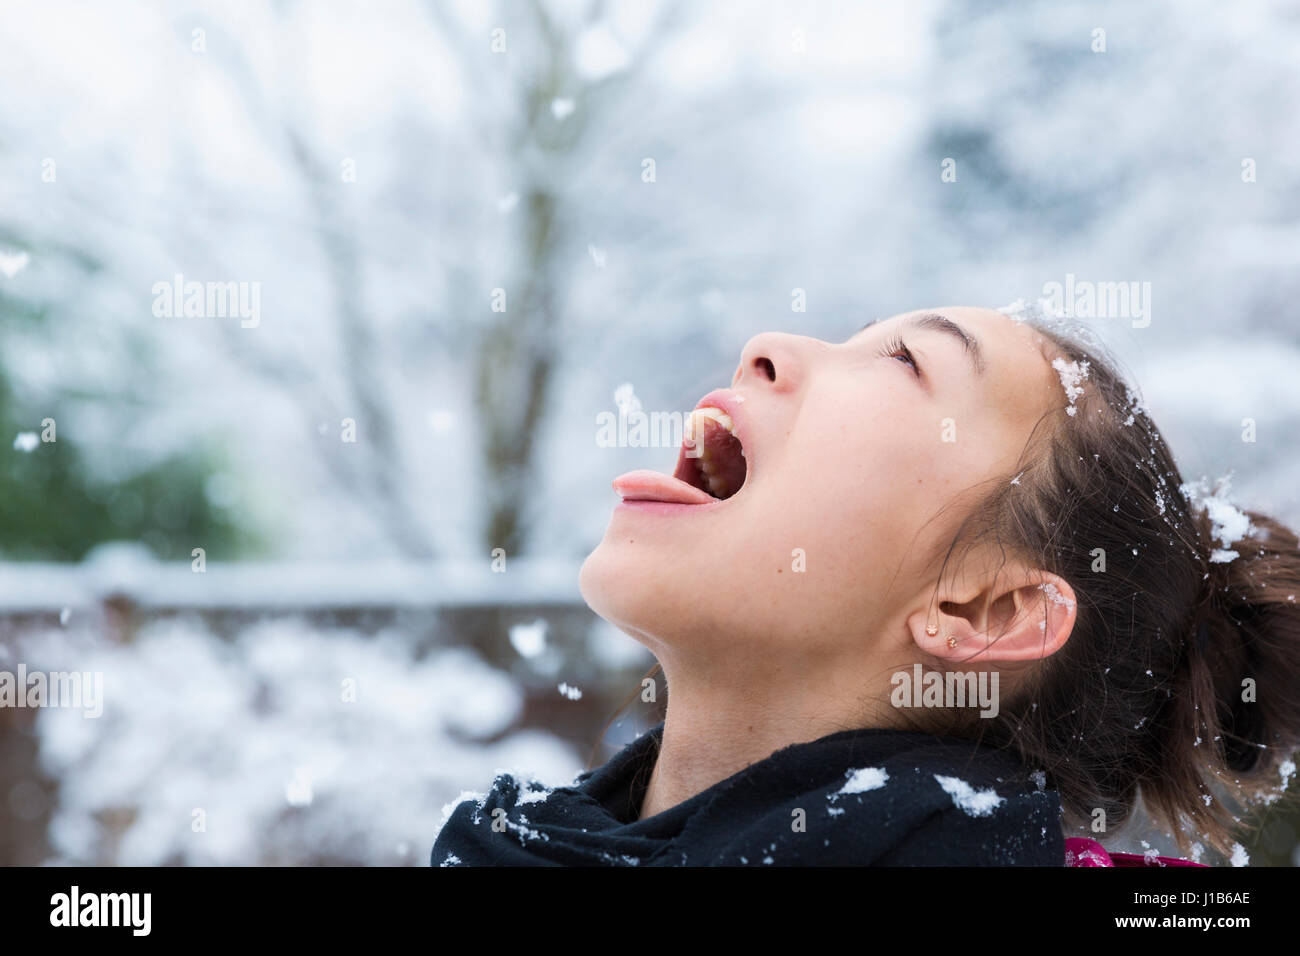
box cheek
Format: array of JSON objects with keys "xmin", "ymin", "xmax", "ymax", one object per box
[
  {"xmin": 736, "ymin": 414, "xmax": 950, "ymax": 593},
  {"xmin": 579, "ymin": 533, "xmax": 686, "ymax": 635},
  {"xmin": 770, "ymin": 417, "xmax": 934, "ymax": 533},
  {"xmin": 579, "ymin": 528, "xmax": 789, "ymax": 647}
]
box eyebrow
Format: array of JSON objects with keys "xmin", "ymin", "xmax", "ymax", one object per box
[{"xmin": 856, "ymin": 312, "xmax": 986, "ymax": 376}]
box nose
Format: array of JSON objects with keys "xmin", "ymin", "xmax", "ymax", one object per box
[{"xmin": 733, "ymin": 332, "xmax": 812, "ymax": 394}]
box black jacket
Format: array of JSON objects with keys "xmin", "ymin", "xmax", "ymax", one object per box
[{"xmin": 431, "ymin": 722, "xmax": 1064, "ymax": 866}]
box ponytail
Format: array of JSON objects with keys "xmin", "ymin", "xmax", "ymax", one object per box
[{"xmin": 1146, "ymin": 508, "xmax": 1300, "ymax": 853}]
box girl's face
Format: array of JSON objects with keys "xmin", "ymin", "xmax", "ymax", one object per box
[{"xmin": 580, "ymin": 307, "xmax": 1064, "ymax": 663}]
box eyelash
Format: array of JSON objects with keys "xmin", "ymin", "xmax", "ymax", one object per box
[{"xmin": 878, "ymin": 335, "xmax": 921, "ymax": 377}]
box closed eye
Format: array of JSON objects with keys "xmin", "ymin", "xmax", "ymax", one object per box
[{"xmin": 878, "ymin": 335, "xmax": 921, "ymax": 378}]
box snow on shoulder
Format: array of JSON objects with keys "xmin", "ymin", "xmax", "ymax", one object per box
[
  {"xmin": 933, "ymin": 774, "xmax": 1007, "ymax": 817},
  {"xmin": 836, "ymin": 766, "xmax": 889, "ymax": 795},
  {"xmin": 826, "ymin": 766, "xmax": 889, "ymax": 816}
]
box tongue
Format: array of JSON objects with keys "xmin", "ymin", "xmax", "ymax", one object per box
[{"xmin": 613, "ymin": 470, "xmax": 716, "ymax": 505}]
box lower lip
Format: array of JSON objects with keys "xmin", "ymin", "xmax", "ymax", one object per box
[{"xmin": 614, "ymin": 498, "xmax": 725, "ymax": 516}]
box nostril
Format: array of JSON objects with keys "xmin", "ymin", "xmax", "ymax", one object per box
[{"xmin": 754, "ymin": 357, "xmax": 776, "ymax": 382}]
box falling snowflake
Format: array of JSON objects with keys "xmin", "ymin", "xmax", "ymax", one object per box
[
  {"xmin": 285, "ymin": 766, "xmax": 313, "ymax": 807},
  {"xmin": 509, "ymin": 619, "xmax": 548, "ymax": 658},
  {"xmin": 0, "ymin": 249, "xmax": 30, "ymax": 278},
  {"xmin": 613, "ymin": 383, "xmax": 642, "ymax": 416}
]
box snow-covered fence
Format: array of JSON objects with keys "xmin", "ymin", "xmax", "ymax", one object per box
[{"xmin": 0, "ymin": 543, "xmax": 584, "ymax": 614}]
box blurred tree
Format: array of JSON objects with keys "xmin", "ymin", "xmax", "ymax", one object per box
[
  {"xmin": 0, "ymin": 246, "xmax": 256, "ymax": 561},
  {"xmin": 427, "ymin": 0, "xmax": 683, "ymax": 555}
]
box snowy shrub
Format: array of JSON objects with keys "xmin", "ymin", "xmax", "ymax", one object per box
[{"xmin": 19, "ymin": 617, "xmax": 582, "ymax": 865}]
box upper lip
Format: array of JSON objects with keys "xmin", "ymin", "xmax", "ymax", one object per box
[{"xmin": 693, "ymin": 388, "xmax": 751, "ymax": 462}]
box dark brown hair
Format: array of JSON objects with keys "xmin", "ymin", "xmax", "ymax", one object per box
[{"xmin": 922, "ymin": 314, "xmax": 1300, "ymax": 858}]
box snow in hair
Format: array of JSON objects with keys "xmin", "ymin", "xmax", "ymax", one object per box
[
  {"xmin": 1179, "ymin": 474, "xmax": 1254, "ymax": 563},
  {"xmin": 1051, "ymin": 356, "xmax": 1091, "ymax": 417}
]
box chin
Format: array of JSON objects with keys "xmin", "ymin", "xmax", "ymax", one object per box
[
  {"xmin": 578, "ymin": 537, "xmax": 699, "ymax": 652},
  {"xmin": 579, "ymin": 537, "xmax": 649, "ymax": 633}
]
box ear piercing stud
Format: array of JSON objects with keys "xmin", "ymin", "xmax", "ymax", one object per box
[{"xmin": 927, "ymin": 622, "xmax": 956, "ymax": 648}]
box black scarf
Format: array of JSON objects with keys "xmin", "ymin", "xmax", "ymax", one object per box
[{"xmin": 431, "ymin": 723, "xmax": 1064, "ymax": 866}]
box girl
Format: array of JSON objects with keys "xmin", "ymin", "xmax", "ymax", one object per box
[{"xmin": 432, "ymin": 305, "xmax": 1300, "ymax": 866}]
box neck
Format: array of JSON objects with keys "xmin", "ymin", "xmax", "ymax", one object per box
[{"xmin": 636, "ymin": 651, "xmax": 904, "ymax": 820}]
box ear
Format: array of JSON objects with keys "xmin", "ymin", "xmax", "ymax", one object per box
[{"xmin": 906, "ymin": 561, "xmax": 1077, "ymax": 663}]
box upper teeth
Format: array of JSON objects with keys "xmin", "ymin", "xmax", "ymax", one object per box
[{"xmin": 684, "ymin": 407, "xmax": 736, "ymax": 456}]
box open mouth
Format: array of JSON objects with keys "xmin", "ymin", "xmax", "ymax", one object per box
[{"xmin": 672, "ymin": 407, "xmax": 748, "ymax": 501}]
